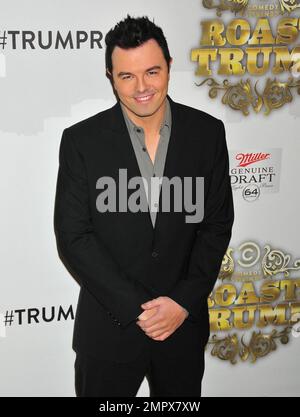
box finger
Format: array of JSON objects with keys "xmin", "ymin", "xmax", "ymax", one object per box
[
  {"xmin": 138, "ymin": 314, "xmax": 162, "ymax": 328},
  {"xmin": 141, "ymin": 298, "xmax": 161, "ymax": 309},
  {"xmin": 144, "ymin": 327, "xmax": 168, "ymax": 338},
  {"xmin": 143, "ymin": 326, "xmax": 167, "ymax": 338},
  {"xmin": 151, "ymin": 331, "xmax": 170, "ymax": 341},
  {"xmin": 142, "ymin": 323, "xmax": 168, "ymax": 334},
  {"xmin": 146, "ymin": 328, "xmax": 169, "ymax": 338}
]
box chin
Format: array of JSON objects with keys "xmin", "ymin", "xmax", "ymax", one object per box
[
  {"xmin": 133, "ymin": 103, "xmax": 163, "ymax": 117},
  {"xmin": 135, "ymin": 109, "xmax": 158, "ymax": 118}
]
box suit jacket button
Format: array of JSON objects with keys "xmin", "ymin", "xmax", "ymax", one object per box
[{"xmin": 152, "ymin": 251, "xmax": 158, "ymax": 258}]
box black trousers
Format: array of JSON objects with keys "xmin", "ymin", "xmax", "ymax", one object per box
[{"xmin": 74, "ymin": 338, "xmax": 205, "ymax": 397}]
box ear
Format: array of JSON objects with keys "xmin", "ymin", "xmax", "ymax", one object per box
[
  {"xmin": 106, "ymin": 68, "xmax": 116, "ymax": 90},
  {"xmin": 168, "ymin": 58, "xmax": 173, "ymax": 78}
]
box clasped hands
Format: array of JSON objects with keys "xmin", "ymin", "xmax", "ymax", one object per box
[{"xmin": 136, "ymin": 296, "xmax": 188, "ymax": 341}]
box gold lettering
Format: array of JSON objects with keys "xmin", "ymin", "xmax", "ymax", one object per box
[
  {"xmin": 272, "ymin": 46, "xmax": 300, "ymax": 74},
  {"xmin": 280, "ymin": 279, "xmax": 300, "ymax": 301},
  {"xmin": 200, "ymin": 20, "xmax": 226, "ymax": 46},
  {"xmin": 276, "ymin": 18, "xmax": 299, "ymax": 45},
  {"xmin": 235, "ymin": 282, "xmax": 260, "ymax": 305},
  {"xmin": 209, "ymin": 308, "xmax": 232, "ymax": 331},
  {"xmin": 218, "ymin": 48, "xmax": 245, "ymax": 75},
  {"xmin": 191, "ymin": 48, "xmax": 217, "ymax": 76},
  {"xmin": 246, "ymin": 47, "xmax": 272, "ymax": 75},
  {"xmin": 215, "ymin": 284, "xmax": 237, "ymax": 306},
  {"xmin": 232, "ymin": 305, "xmax": 257, "ymax": 329},
  {"xmin": 257, "ymin": 303, "xmax": 289, "ymax": 327},
  {"xmin": 226, "ymin": 19, "xmax": 251, "ymax": 46},
  {"xmin": 248, "ymin": 18, "xmax": 275, "ymax": 45},
  {"xmin": 260, "ymin": 280, "xmax": 281, "ymax": 303}
]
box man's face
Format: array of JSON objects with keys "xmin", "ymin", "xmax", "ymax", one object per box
[{"xmin": 109, "ymin": 38, "xmax": 172, "ymax": 119}]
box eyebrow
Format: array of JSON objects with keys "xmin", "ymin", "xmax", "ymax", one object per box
[{"xmin": 117, "ymin": 66, "xmax": 162, "ymax": 77}]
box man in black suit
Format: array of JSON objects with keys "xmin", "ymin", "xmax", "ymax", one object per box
[{"xmin": 54, "ymin": 15, "xmax": 234, "ymax": 397}]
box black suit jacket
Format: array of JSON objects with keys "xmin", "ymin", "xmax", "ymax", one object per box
[{"xmin": 54, "ymin": 95, "xmax": 234, "ymax": 363}]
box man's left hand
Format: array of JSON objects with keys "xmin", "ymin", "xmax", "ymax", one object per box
[{"xmin": 136, "ymin": 296, "xmax": 188, "ymax": 341}]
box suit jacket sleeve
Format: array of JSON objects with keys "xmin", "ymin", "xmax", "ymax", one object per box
[
  {"xmin": 54, "ymin": 127, "xmax": 155, "ymax": 328},
  {"xmin": 168, "ymin": 119, "xmax": 234, "ymax": 322}
]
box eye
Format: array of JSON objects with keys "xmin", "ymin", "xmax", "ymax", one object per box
[
  {"xmin": 121, "ymin": 74, "xmax": 133, "ymax": 80},
  {"xmin": 148, "ymin": 70, "xmax": 158, "ymax": 76}
]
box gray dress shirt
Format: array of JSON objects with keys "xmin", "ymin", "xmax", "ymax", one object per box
[
  {"xmin": 120, "ymin": 98, "xmax": 172, "ymax": 228},
  {"xmin": 120, "ymin": 98, "xmax": 189, "ymax": 320}
]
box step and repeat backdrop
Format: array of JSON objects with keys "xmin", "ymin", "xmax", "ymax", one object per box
[{"xmin": 0, "ymin": 0, "xmax": 299, "ymax": 396}]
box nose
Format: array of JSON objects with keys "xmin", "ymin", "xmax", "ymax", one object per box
[{"xmin": 136, "ymin": 74, "xmax": 149, "ymax": 93}]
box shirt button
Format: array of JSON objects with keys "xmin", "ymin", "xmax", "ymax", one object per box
[
  {"xmin": 154, "ymin": 203, "xmax": 158, "ymax": 207},
  {"xmin": 152, "ymin": 251, "xmax": 159, "ymax": 258},
  {"xmin": 137, "ymin": 128, "xmax": 142, "ymax": 133}
]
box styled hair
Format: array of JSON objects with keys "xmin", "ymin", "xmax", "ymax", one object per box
[{"xmin": 105, "ymin": 14, "xmax": 172, "ymax": 77}]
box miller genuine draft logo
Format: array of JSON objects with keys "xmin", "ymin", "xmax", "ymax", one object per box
[
  {"xmin": 229, "ymin": 148, "xmax": 282, "ymax": 201},
  {"xmin": 192, "ymin": 0, "xmax": 300, "ymax": 114},
  {"xmin": 207, "ymin": 241, "xmax": 300, "ymax": 363}
]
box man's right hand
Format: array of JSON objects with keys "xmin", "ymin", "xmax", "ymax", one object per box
[{"xmin": 137, "ymin": 307, "xmax": 159, "ymax": 321}]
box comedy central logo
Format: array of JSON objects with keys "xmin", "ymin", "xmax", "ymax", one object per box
[
  {"xmin": 95, "ymin": 169, "xmax": 205, "ymax": 223},
  {"xmin": 206, "ymin": 241, "xmax": 300, "ymax": 364}
]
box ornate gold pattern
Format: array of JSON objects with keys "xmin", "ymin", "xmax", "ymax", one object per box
[
  {"xmin": 208, "ymin": 333, "xmax": 240, "ymax": 363},
  {"xmin": 206, "ymin": 326, "xmax": 292, "ymax": 363},
  {"xmin": 262, "ymin": 244, "xmax": 300, "ymax": 277},
  {"xmin": 202, "ymin": 0, "xmax": 248, "ymax": 16},
  {"xmin": 202, "ymin": 0, "xmax": 300, "ymax": 15},
  {"xmin": 196, "ymin": 77, "xmax": 300, "ymax": 115},
  {"xmin": 278, "ymin": 0, "xmax": 300, "ymax": 13},
  {"xmin": 218, "ymin": 247, "xmax": 235, "ymax": 280}
]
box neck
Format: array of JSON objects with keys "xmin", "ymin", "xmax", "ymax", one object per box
[{"xmin": 122, "ymin": 97, "xmax": 167, "ymax": 135}]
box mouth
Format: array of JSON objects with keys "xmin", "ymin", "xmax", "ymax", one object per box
[{"xmin": 134, "ymin": 94, "xmax": 155, "ymax": 104}]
